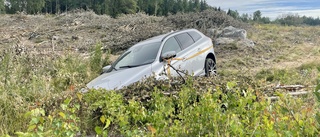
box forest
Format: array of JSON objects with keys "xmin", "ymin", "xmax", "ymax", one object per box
[
  {"xmin": 1, "ymin": 0, "xmax": 320, "ymax": 26},
  {"xmin": 1, "ymin": 0, "xmax": 211, "ymax": 17}
]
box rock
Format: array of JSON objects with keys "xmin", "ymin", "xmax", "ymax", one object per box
[
  {"xmin": 215, "ymin": 37, "xmax": 235, "ymax": 45},
  {"xmin": 206, "ymin": 29, "xmax": 222, "ymax": 39},
  {"xmin": 206, "ymin": 29, "xmax": 216, "ymax": 38},
  {"xmin": 213, "ymin": 26, "xmax": 254, "ymax": 47},
  {"xmin": 237, "ymin": 39, "xmax": 255, "ymax": 47},
  {"xmin": 219, "ymin": 26, "xmax": 247, "ymax": 40}
]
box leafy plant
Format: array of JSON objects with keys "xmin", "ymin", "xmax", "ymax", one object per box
[
  {"xmin": 90, "ymin": 43, "xmax": 104, "ymax": 74},
  {"xmin": 15, "ymin": 97, "xmax": 82, "ymax": 137}
]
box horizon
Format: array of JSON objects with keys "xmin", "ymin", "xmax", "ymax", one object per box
[{"xmin": 207, "ymin": 0, "xmax": 320, "ymax": 20}]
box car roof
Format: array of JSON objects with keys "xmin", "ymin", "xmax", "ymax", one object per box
[{"xmin": 135, "ymin": 29, "xmax": 200, "ymax": 47}]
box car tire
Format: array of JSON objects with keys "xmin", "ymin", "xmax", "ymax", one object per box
[{"xmin": 205, "ymin": 58, "xmax": 216, "ymax": 77}]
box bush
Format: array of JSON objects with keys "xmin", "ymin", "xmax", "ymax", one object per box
[{"xmin": 12, "ymin": 78, "xmax": 320, "ymax": 136}]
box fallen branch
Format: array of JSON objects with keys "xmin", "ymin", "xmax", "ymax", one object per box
[
  {"xmin": 274, "ymin": 85, "xmax": 305, "ymax": 90},
  {"xmin": 268, "ymin": 91, "xmax": 312, "ymax": 101},
  {"xmin": 266, "ymin": 84, "xmax": 317, "ymax": 101}
]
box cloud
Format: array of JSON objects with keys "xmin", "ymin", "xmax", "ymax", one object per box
[{"xmin": 206, "ymin": 0, "xmax": 320, "ymax": 19}]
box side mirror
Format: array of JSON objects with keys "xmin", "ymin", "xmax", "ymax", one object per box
[
  {"xmin": 161, "ymin": 51, "xmax": 176, "ymax": 60},
  {"xmin": 102, "ymin": 65, "xmax": 111, "ymax": 74}
]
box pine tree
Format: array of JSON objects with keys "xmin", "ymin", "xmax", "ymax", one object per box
[
  {"xmin": 118, "ymin": 0, "xmax": 137, "ymax": 14},
  {"xmin": 193, "ymin": 0, "xmax": 200, "ymax": 12},
  {"xmin": 200, "ymin": 0, "xmax": 208, "ymax": 11},
  {"xmin": 182, "ymin": 0, "xmax": 188, "ymax": 12},
  {"xmin": 108, "ymin": 0, "xmax": 137, "ymax": 17},
  {"xmin": 5, "ymin": 0, "xmax": 22, "ymax": 13},
  {"xmin": 253, "ymin": 10, "xmax": 262, "ymax": 21},
  {"xmin": 173, "ymin": 0, "xmax": 183, "ymax": 14},
  {"xmin": 26, "ymin": 0, "xmax": 45, "ymax": 14},
  {"xmin": 0, "ymin": 0, "xmax": 4, "ymax": 13}
]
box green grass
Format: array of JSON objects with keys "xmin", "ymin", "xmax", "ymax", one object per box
[{"xmin": 255, "ymin": 65, "xmax": 319, "ymax": 85}]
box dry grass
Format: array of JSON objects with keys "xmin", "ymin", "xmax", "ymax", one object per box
[
  {"xmin": 0, "ymin": 12, "xmax": 320, "ymax": 135},
  {"xmin": 216, "ymin": 24, "xmax": 320, "ymax": 82}
]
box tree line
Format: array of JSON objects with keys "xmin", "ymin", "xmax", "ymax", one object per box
[
  {"xmin": 1, "ymin": 0, "xmax": 319, "ymax": 26},
  {"xmin": 0, "ymin": 0, "xmax": 210, "ymax": 17},
  {"xmin": 274, "ymin": 14, "xmax": 320, "ymax": 26},
  {"xmin": 227, "ymin": 9, "xmax": 320, "ymax": 26}
]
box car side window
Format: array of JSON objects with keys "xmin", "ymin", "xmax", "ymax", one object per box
[
  {"xmin": 175, "ymin": 33, "xmax": 194, "ymax": 49},
  {"xmin": 162, "ymin": 37, "xmax": 182, "ymax": 54},
  {"xmin": 188, "ymin": 31, "xmax": 202, "ymax": 42}
]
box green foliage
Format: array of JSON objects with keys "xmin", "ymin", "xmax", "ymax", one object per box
[
  {"xmin": 0, "ymin": 0, "xmax": 4, "ymax": 13},
  {"xmin": 227, "ymin": 9, "xmax": 239, "ymax": 20},
  {"xmin": 253, "ymin": 10, "xmax": 262, "ymax": 21},
  {"xmin": 87, "ymin": 90, "xmax": 129, "ymax": 131},
  {"xmin": 0, "ymin": 44, "xmax": 106, "ymax": 135},
  {"xmin": 255, "ymin": 66, "xmax": 318, "ymax": 85},
  {"xmin": 298, "ymin": 61, "xmax": 320, "ymax": 71},
  {"xmin": 227, "ymin": 9, "xmax": 272, "ymax": 24},
  {"xmin": 255, "ymin": 69, "xmax": 299, "ymax": 83},
  {"xmin": 107, "ymin": 0, "xmax": 138, "ymax": 18},
  {"xmin": 5, "ymin": 0, "xmax": 45, "ymax": 14},
  {"xmin": 315, "ymin": 74, "xmax": 320, "ymax": 127},
  {"xmin": 4, "ymin": 0, "xmax": 212, "ymax": 17},
  {"xmin": 90, "ymin": 43, "xmax": 103, "ymax": 74},
  {"xmin": 52, "ymin": 54, "xmax": 89, "ymax": 92},
  {"xmin": 16, "ymin": 97, "xmax": 81, "ymax": 137},
  {"xmin": 268, "ymin": 13, "xmax": 320, "ymax": 26},
  {"xmin": 2, "ymin": 66, "xmax": 320, "ymax": 136},
  {"xmin": 1, "ymin": 39, "xmax": 319, "ymax": 136},
  {"xmin": 26, "ymin": 0, "xmax": 46, "ymax": 14},
  {"xmin": 275, "ymin": 14, "xmax": 304, "ymax": 26}
]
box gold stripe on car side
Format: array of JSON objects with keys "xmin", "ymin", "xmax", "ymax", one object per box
[{"xmin": 165, "ymin": 45, "xmax": 213, "ymax": 77}]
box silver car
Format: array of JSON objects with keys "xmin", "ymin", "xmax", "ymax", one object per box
[{"xmin": 86, "ymin": 29, "xmax": 216, "ymax": 90}]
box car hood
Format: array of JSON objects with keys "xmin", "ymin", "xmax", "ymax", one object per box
[{"xmin": 86, "ymin": 64, "xmax": 153, "ymax": 90}]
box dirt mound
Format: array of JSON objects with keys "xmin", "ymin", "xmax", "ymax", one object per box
[
  {"xmin": 166, "ymin": 10, "xmax": 247, "ymax": 35},
  {"xmin": 0, "ymin": 10, "xmax": 244, "ymax": 54}
]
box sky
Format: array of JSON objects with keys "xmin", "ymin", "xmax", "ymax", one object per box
[{"xmin": 207, "ymin": 0, "xmax": 320, "ymax": 20}]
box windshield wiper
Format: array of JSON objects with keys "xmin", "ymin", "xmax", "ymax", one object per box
[
  {"xmin": 119, "ymin": 62, "xmax": 151, "ymax": 69},
  {"xmin": 119, "ymin": 65, "xmax": 140, "ymax": 68}
]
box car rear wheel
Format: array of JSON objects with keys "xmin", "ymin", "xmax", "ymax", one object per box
[{"xmin": 205, "ymin": 58, "xmax": 216, "ymax": 77}]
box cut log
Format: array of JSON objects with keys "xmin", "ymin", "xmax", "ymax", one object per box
[{"xmin": 268, "ymin": 91, "xmax": 312, "ymax": 101}]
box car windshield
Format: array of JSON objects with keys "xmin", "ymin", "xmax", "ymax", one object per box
[{"xmin": 113, "ymin": 42, "xmax": 161, "ymax": 70}]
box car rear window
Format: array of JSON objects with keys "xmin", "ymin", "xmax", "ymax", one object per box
[
  {"xmin": 175, "ymin": 33, "xmax": 194, "ymax": 49},
  {"xmin": 188, "ymin": 31, "xmax": 202, "ymax": 42}
]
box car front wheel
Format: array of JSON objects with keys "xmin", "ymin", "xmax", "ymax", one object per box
[{"xmin": 205, "ymin": 58, "xmax": 216, "ymax": 77}]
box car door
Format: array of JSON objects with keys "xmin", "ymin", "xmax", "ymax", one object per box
[
  {"xmin": 186, "ymin": 30, "xmax": 209, "ymax": 75},
  {"xmin": 174, "ymin": 32, "xmax": 199, "ymax": 75},
  {"xmin": 160, "ymin": 37, "xmax": 185, "ymax": 77}
]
